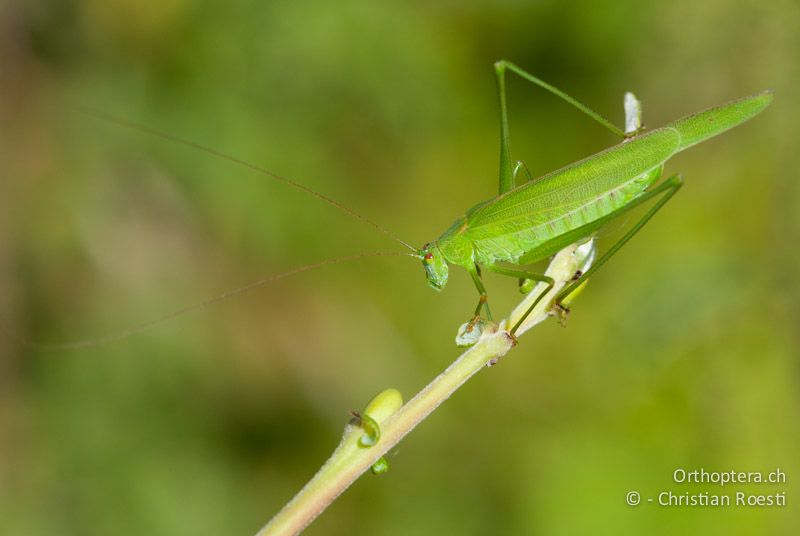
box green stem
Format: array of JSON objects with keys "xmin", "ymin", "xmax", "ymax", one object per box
[{"xmin": 256, "ymin": 243, "xmax": 585, "ymax": 536}]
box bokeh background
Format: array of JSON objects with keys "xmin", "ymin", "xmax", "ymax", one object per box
[{"xmin": 1, "ymin": 1, "xmax": 798, "ymax": 534}]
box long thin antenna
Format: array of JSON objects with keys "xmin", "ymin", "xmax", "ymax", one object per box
[
  {"xmin": 1, "ymin": 251, "xmax": 416, "ymax": 351},
  {"xmin": 72, "ymin": 106, "xmax": 417, "ymax": 252}
]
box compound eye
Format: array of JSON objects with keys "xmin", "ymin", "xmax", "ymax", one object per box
[{"xmin": 423, "ymin": 253, "xmax": 433, "ymax": 263}]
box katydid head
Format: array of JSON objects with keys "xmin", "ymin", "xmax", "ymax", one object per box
[{"xmin": 419, "ymin": 243, "xmax": 449, "ymax": 291}]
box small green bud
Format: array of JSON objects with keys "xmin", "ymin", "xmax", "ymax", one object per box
[
  {"xmin": 370, "ymin": 457, "xmax": 390, "ymax": 475},
  {"xmin": 355, "ymin": 388, "xmax": 404, "ymax": 447}
]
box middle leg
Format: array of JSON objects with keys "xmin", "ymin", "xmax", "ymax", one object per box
[
  {"xmin": 466, "ymin": 266, "xmax": 493, "ymax": 333},
  {"xmin": 486, "ymin": 265, "xmax": 554, "ymax": 336}
]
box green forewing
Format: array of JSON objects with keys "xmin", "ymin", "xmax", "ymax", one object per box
[
  {"xmin": 461, "ymin": 128, "xmax": 680, "ymax": 264},
  {"xmin": 467, "ymin": 128, "xmax": 680, "ymax": 233},
  {"xmin": 667, "ymin": 91, "xmax": 774, "ymax": 151}
]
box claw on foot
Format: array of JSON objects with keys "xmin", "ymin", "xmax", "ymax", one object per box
[
  {"xmin": 553, "ymin": 302, "xmax": 571, "ymax": 326},
  {"xmin": 487, "ymin": 331, "xmax": 517, "ymax": 367},
  {"xmin": 505, "ymin": 330, "xmax": 518, "ymax": 346}
]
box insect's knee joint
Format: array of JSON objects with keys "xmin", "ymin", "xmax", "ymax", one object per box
[{"xmin": 518, "ymin": 278, "xmax": 535, "ymax": 294}]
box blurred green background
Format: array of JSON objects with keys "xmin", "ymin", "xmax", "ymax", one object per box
[{"xmin": 1, "ymin": 0, "xmax": 798, "ymax": 534}]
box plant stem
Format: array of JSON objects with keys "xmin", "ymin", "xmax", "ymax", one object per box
[{"xmin": 256, "ymin": 243, "xmax": 585, "ymax": 536}]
